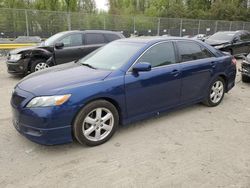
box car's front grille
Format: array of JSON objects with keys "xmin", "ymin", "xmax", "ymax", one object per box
[{"xmin": 11, "ymin": 93, "xmax": 26, "ymax": 106}]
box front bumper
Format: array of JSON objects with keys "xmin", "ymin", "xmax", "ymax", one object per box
[
  {"xmin": 11, "ymin": 86, "xmax": 76, "ymax": 145},
  {"xmin": 13, "ymin": 116, "xmax": 72, "ymax": 145},
  {"xmin": 6, "ymin": 58, "xmax": 30, "ymax": 75},
  {"xmin": 241, "ymin": 60, "xmax": 250, "ymax": 77}
]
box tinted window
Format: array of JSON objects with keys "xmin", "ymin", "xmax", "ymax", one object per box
[
  {"xmin": 104, "ymin": 33, "xmax": 120, "ymax": 42},
  {"xmin": 137, "ymin": 42, "xmax": 176, "ymax": 68},
  {"xmin": 241, "ymin": 33, "xmax": 250, "ymax": 41},
  {"xmin": 85, "ymin": 33, "xmax": 106, "ymax": 45},
  {"xmin": 59, "ymin": 33, "xmax": 82, "ymax": 47},
  {"xmin": 177, "ymin": 41, "xmax": 213, "ymax": 62}
]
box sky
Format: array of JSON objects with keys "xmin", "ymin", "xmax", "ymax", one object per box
[{"xmin": 95, "ymin": 0, "xmax": 109, "ymax": 11}]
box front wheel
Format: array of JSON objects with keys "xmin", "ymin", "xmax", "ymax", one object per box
[
  {"xmin": 73, "ymin": 100, "xmax": 119, "ymax": 146},
  {"xmin": 203, "ymin": 77, "xmax": 225, "ymax": 107},
  {"xmin": 30, "ymin": 59, "xmax": 49, "ymax": 73}
]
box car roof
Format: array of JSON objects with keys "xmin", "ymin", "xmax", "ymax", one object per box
[
  {"xmin": 214, "ymin": 30, "xmax": 249, "ymax": 35},
  {"xmin": 117, "ymin": 36, "xmax": 201, "ymax": 44},
  {"xmin": 54, "ymin": 30, "xmax": 123, "ymax": 36},
  {"xmin": 58, "ymin": 30, "xmax": 122, "ymax": 33}
]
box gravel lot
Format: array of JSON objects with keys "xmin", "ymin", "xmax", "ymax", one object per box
[{"xmin": 0, "ymin": 57, "xmax": 250, "ymax": 188}]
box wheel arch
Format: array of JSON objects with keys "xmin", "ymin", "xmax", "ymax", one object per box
[
  {"xmin": 217, "ymin": 74, "xmax": 228, "ymax": 92},
  {"xmin": 27, "ymin": 49, "xmax": 52, "ymax": 71},
  {"xmin": 72, "ymin": 97, "xmax": 123, "ymax": 127}
]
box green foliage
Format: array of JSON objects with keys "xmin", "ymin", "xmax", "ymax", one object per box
[
  {"xmin": 109, "ymin": 0, "xmax": 250, "ymax": 21},
  {"xmin": 0, "ymin": 0, "xmax": 96, "ymax": 12}
]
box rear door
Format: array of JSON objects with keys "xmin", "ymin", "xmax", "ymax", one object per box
[
  {"xmin": 125, "ymin": 42, "xmax": 182, "ymax": 118},
  {"xmin": 81, "ymin": 33, "xmax": 107, "ymax": 55},
  {"xmin": 54, "ymin": 33, "xmax": 84, "ymax": 64},
  {"xmin": 176, "ymin": 41, "xmax": 216, "ymax": 103}
]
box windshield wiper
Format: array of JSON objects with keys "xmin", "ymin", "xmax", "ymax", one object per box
[{"xmin": 80, "ymin": 63, "xmax": 96, "ymax": 69}]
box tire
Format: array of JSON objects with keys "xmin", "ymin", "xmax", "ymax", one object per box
[
  {"xmin": 203, "ymin": 77, "xmax": 225, "ymax": 107},
  {"xmin": 242, "ymin": 74, "xmax": 250, "ymax": 83},
  {"xmin": 30, "ymin": 59, "xmax": 49, "ymax": 73},
  {"xmin": 73, "ymin": 100, "xmax": 119, "ymax": 146}
]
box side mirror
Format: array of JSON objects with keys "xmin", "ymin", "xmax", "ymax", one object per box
[
  {"xmin": 55, "ymin": 42, "xmax": 64, "ymax": 49},
  {"xmin": 132, "ymin": 62, "xmax": 151, "ymax": 72}
]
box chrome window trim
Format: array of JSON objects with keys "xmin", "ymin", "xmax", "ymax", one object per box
[
  {"xmin": 126, "ymin": 40, "xmax": 216, "ymax": 74},
  {"xmin": 126, "ymin": 41, "xmax": 176, "ymax": 73}
]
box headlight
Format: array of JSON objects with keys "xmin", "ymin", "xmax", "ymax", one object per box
[
  {"xmin": 214, "ymin": 45, "xmax": 225, "ymax": 49},
  {"xmin": 9, "ymin": 54, "xmax": 22, "ymax": 61},
  {"xmin": 243, "ymin": 59, "xmax": 250, "ymax": 64},
  {"xmin": 26, "ymin": 94, "xmax": 71, "ymax": 108}
]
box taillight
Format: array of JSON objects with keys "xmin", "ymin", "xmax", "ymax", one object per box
[{"xmin": 231, "ymin": 57, "xmax": 237, "ymax": 65}]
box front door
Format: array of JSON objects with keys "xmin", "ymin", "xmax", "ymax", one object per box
[
  {"xmin": 54, "ymin": 33, "xmax": 84, "ymax": 64},
  {"xmin": 125, "ymin": 42, "xmax": 181, "ymax": 118}
]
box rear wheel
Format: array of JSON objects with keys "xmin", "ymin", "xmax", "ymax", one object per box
[
  {"xmin": 30, "ymin": 59, "xmax": 49, "ymax": 73},
  {"xmin": 73, "ymin": 100, "xmax": 119, "ymax": 146},
  {"xmin": 203, "ymin": 77, "xmax": 225, "ymax": 107}
]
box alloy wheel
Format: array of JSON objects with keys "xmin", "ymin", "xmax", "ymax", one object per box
[
  {"xmin": 34, "ymin": 62, "xmax": 49, "ymax": 71},
  {"xmin": 82, "ymin": 107, "xmax": 114, "ymax": 142},
  {"xmin": 210, "ymin": 80, "xmax": 224, "ymax": 104}
]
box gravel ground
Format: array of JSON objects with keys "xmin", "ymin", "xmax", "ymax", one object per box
[{"xmin": 0, "ymin": 57, "xmax": 250, "ymax": 188}]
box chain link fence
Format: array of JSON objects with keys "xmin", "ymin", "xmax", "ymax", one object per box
[{"xmin": 0, "ymin": 8, "xmax": 250, "ymax": 38}]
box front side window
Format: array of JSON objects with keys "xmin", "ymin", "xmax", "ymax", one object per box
[
  {"xmin": 59, "ymin": 33, "xmax": 83, "ymax": 47},
  {"xmin": 85, "ymin": 33, "xmax": 106, "ymax": 45},
  {"xmin": 137, "ymin": 42, "xmax": 176, "ymax": 68},
  {"xmin": 177, "ymin": 41, "xmax": 213, "ymax": 62}
]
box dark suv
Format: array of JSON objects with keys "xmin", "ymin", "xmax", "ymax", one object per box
[
  {"xmin": 205, "ymin": 30, "xmax": 250, "ymax": 56},
  {"xmin": 6, "ymin": 30, "xmax": 125, "ymax": 75},
  {"xmin": 241, "ymin": 53, "xmax": 250, "ymax": 82}
]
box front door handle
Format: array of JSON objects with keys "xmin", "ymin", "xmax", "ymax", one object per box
[{"xmin": 171, "ymin": 69, "xmax": 180, "ymax": 77}]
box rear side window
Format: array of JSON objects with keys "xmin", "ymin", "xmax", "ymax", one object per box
[
  {"xmin": 59, "ymin": 33, "xmax": 83, "ymax": 47},
  {"xmin": 137, "ymin": 42, "xmax": 176, "ymax": 68},
  {"xmin": 104, "ymin": 33, "xmax": 120, "ymax": 42},
  {"xmin": 177, "ymin": 41, "xmax": 213, "ymax": 62},
  {"xmin": 85, "ymin": 33, "xmax": 106, "ymax": 45}
]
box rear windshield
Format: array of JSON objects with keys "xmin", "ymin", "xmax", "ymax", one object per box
[{"xmin": 208, "ymin": 32, "xmax": 235, "ymax": 41}]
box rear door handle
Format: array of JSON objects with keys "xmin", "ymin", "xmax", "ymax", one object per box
[
  {"xmin": 211, "ymin": 61, "xmax": 216, "ymax": 68},
  {"xmin": 171, "ymin": 69, "xmax": 180, "ymax": 77}
]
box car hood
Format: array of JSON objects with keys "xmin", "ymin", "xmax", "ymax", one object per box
[
  {"xmin": 205, "ymin": 39, "xmax": 230, "ymax": 46},
  {"xmin": 9, "ymin": 46, "xmax": 38, "ymax": 54},
  {"xmin": 17, "ymin": 62, "xmax": 112, "ymax": 95}
]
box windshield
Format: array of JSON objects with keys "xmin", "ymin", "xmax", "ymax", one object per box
[
  {"xmin": 44, "ymin": 32, "xmax": 65, "ymax": 46},
  {"xmin": 78, "ymin": 41, "xmax": 144, "ymax": 70},
  {"xmin": 208, "ymin": 32, "xmax": 235, "ymax": 41}
]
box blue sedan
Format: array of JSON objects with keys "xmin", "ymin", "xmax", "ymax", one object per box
[{"xmin": 11, "ymin": 37, "xmax": 237, "ymax": 146}]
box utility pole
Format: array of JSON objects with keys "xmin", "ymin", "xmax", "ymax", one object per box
[{"xmin": 247, "ymin": 0, "xmax": 250, "ymax": 8}]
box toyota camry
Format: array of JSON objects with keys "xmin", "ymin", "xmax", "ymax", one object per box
[{"xmin": 11, "ymin": 37, "xmax": 237, "ymax": 146}]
